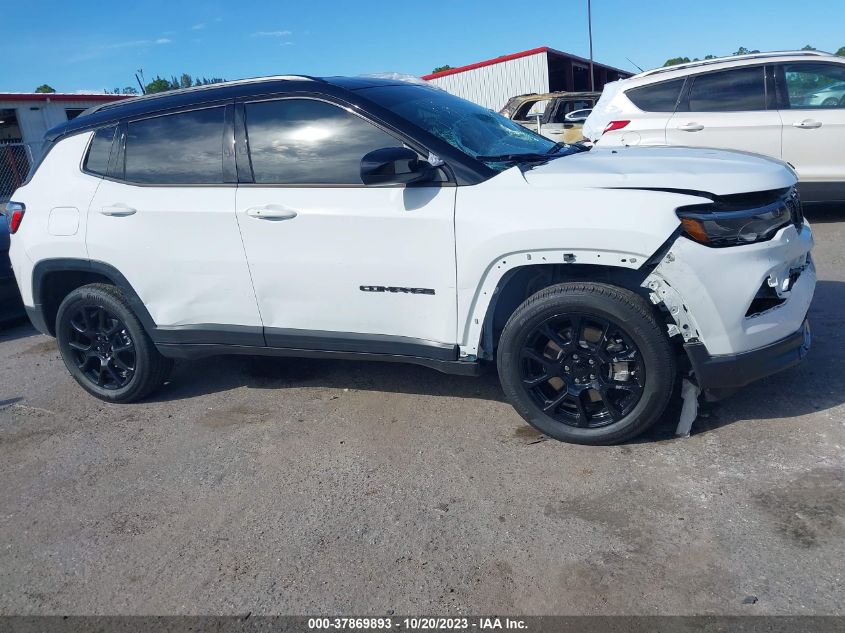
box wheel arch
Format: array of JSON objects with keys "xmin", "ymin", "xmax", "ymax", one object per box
[
  {"xmin": 31, "ymin": 259, "xmax": 156, "ymax": 337},
  {"xmin": 463, "ymin": 247, "xmax": 675, "ymax": 361}
]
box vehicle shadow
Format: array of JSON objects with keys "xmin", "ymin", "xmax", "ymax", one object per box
[
  {"xmin": 0, "ymin": 319, "xmax": 41, "ymax": 343},
  {"xmin": 150, "ymin": 281, "xmax": 845, "ymax": 442}
]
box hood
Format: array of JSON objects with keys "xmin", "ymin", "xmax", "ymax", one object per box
[{"xmin": 522, "ymin": 146, "xmax": 796, "ymax": 196}]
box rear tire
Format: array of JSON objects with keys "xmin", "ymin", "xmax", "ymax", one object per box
[
  {"xmin": 497, "ymin": 282, "xmax": 675, "ymax": 445},
  {"xmin": 56, "ymin": 284, "xmax": 172, "ymax": 403}
]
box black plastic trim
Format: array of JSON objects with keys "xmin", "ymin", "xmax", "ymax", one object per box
[
  {"xmin": 156, "ymin": 342, "xmax": 480, "ymax": 375},
  {"xmin": 24, "ymin": 305, "xmax": 48, "ymax": 334},
  {"xmin": 685, "ymin": 319, "xmax": 810, "ymax": 390},
  {"xmin": 264, "ymin": 327, "xmax": 458, "ymax": 361}
]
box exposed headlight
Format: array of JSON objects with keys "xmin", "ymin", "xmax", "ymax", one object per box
[{"xmin": 676, "ymin": 191, "xmax": 798, "ymax": 247}]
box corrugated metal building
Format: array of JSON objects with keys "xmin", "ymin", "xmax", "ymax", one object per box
[
  {"xmin": 422, "ymin": 46, "xmax": 632, "ymax": 110},
  {"xmin": 1, "ymin": 93, "xmax": 127, "ymax": 199}
]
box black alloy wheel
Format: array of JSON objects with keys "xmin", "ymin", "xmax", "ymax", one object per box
[
  {"xmin": 66, "ymin": 305, "xmax": 136, "ymax": 390},
  {"xmin": 519, "ymin": 313, "xmax": 644, "ymax": 429},
  {"xmin": 497, "ymin": 282, "xmax": 675, "ymax": 445},
  {"xmin": 56, "ymin": 284, "xmax": 173, "ymax": 403}
]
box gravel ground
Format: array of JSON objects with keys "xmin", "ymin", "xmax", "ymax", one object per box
[{"xmin": 0, "ymin": 207, "xmax": 843, "ymax": 616}]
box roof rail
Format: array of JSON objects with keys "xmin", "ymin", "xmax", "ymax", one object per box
[
  {"xmin": 88, "ymin": 75, "xmax": 320, "ymax": 114},
  {"xmin": 636, "ymin": 50, "xmax": 833, "ymax": 79}
]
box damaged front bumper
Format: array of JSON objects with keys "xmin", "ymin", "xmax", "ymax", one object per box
[
  {"xmin": 644, "ymin": 220, "xmax": 816, "ymax": 394},
  {"xmin": 685, "ymin": 318, "xmax": 811, "ymax": 394}
]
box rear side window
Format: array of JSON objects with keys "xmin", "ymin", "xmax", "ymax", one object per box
[
  {"xmin": 244, "ymin": 99, "xmax": 400, "ymax": 185},
  {"xmin": 688, "ymin": 67, "xmax": 766, "ymax": 112},
  {"xmin": 83, "ymin": 125, "xmax": 117, "ymax": 176},
  {"xmin": 781, "ymin": 62, "xmax": 845, "ymax": 109},
  {"xmin": 626, "ymin": 78, "xmax": 685, "ymax": 112},
  {"xmin": 125, "ymin": 107, "xmax": 224, "ymax": 184}
]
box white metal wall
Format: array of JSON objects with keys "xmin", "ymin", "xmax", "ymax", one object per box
[
  {"xmin": 426, "ymin": 52, "xmax": 550, "ymax": 110},
  {"xmin": 0, "ymin": 99, "xmax": 105, "ymax": 145}
]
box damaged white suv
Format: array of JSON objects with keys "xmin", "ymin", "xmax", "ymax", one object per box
[{"xmin": 7, "ymin": 76, "xmax": 815, "ymax": 444}]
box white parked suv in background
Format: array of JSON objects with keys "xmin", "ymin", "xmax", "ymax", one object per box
[
  {"xmin": 587, "ymin": 51, "xmax": 845, "ymax": 202},
  {"xmin": 6, "ymin": 75, "xmax": 815, "ymax": 444}
]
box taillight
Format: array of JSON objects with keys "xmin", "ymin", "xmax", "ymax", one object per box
[
  {"xmin": 603, "ymin": 120, "xmax": 630, "ymax": 134},
  {"xmin": 5, "ymin": 201, "xmax": 25, "ymax": 234}
]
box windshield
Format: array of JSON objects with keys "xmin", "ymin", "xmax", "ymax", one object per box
[{"xmin": 359, "ymin": 84, "xmax": 559, "ymax": 170}]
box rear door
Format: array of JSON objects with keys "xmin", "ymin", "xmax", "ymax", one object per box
[
  {"xmin": 86, "ymin": 104, "xmax": 263, "ymax": 338},
  {"xmin": 776, "ymin": 61, "xmax": 845, "ymax": 189},
  {"xmin": 666, "ymin": 65, "xmax": 782, "ymax": 158}
]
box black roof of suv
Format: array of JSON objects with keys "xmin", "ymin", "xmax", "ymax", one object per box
[{"xmin": 47, "ymin": 76, "xmax": 414, "ymax": 142}]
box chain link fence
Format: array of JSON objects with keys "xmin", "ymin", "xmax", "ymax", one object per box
[{"xmin": 1, "ymin": 141, "xmax": 35, "ymax": 203}]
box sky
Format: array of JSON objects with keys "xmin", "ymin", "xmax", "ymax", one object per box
[{"xmin": 3, "ymin": 0, "xmax": 845, "ymax": 93}]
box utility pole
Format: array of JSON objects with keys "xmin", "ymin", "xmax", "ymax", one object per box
[{"xmin": 588, "ymin": 0, "xmax": 595, "ymax": 91}]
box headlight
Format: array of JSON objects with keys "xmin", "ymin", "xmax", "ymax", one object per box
[{"xmin": 677, "ymin": 196, "xmax": 794, "ymax": 247}]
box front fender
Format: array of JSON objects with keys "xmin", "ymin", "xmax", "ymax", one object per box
[{"xmin": 454, "ymin": 170, "xmax": 702, "ymax": 357}]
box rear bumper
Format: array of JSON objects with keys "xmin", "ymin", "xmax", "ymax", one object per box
[{"xmin": 685, "ymin": 318, "xmax": 811, "ymax": 391}]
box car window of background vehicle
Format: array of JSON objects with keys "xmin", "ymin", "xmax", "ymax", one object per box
[
  {"xmin": 626, "ymin": 78, "xmax": 686, "ymax": 112},
  {"xmin": 688, "ymin": 66, "xmax": 766, "ymax": 112},
  {"xmin": 243, "ymin": 99, "xmax": 401, "ymax": 185},
  {"xmin": 783, "ymin": 63, "xmax": 845, "ymax": 109}
]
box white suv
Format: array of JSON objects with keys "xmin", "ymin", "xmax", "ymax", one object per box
[
  {"xmin": 587, "ymin": 51, "xmax": 845, "ymax": 202},
  {"xmin": 6, "ymin": 75, "xmax": 815, "ymax": 444}
]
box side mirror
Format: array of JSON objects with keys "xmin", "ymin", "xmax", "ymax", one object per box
[{"xmin": 360, "ymin": 147, "xmax": 435, "ymax": 186}]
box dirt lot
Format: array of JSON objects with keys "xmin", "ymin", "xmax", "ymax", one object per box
[{"xmin": 0, "ymin": 207, "xmax": 843, "ymax": 616}]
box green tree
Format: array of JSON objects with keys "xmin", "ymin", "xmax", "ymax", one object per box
[
  {"xmin": 123, "ymin": 86, "xmax": 138, "ymax": 95},
  {"xmin": 180, "ymin": 73, "xmax": 193, "ymax": 89},
  {"xmin": 34, "ymin": 84, "xmax": 56, "ymax": 93},
  {"xmin": 733, "ymin": 46, "xmax": 760, "ymax": 56},
  {"xmin": 801, "ymin": 44, "xmax": 817, "ymax": 51},
  {"xmin": 663, "ymin": 56, "xmax": 691, "ymax": 67},
  {"xmin": 145, "ymin": 76, "xmax": 172, "ymax": 93},
  {"xmin": 431, "ymin": 65, "xmax": 452, "ymax": 74},
  {"xmin": 836, "ymin": 47, "xmax": 845, "ymax": 57}
]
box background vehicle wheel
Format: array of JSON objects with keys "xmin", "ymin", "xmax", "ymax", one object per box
[
  {"xmin": 56, "ymin": 284, "xmax": 172, "ymax": 403},
  {"xmin": 822, "ymin": 97, "xmax": 839, "ymax": 107},
  {"xmin": 497, "ymin": 282, "xmax": 675, "ymax": 445}
]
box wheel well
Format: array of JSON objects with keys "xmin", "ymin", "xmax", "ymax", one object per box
[
  {"xmin": 39, "ymin": 270, "xmax": 114, "ymax": 335},
  {"xmin": 481, "ymin": 263, "xmax": 672, "ymax": 359}
]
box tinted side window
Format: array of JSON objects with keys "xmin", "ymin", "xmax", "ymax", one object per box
[
  {"xmin": 782, "ymin": 63, "xmax": 845, "ymax": 109},
  {"xmin": 244, "ymin": 99, "xmax": 401, "ymax": 185},
  {"xmin": 83, "ymin": 125, "xmax": 117, "ymax": 176},
  {"xmin": 125, "ymin": 107, "xmax": 224, "ymax": 184},
  {"xmin": 626, "ymin": 78, "xmax": 685, "ymax": 112},
  {"xmin": 689, "ymin": 67, "xmax": 766, "ymax": 112}
]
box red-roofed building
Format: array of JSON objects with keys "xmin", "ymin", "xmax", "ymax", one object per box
[
  {"xmin": 1, "ymin": 93, "xmax": 128, "ymax": 199},
  {"xmin": 422, "ymin": 46, "xmax": 632, "ymax": 110}
]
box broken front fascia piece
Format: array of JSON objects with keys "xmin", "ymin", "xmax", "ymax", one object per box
[{"xmin": 642, "ymin": 272, "xmax": 701, "ymax": 344}]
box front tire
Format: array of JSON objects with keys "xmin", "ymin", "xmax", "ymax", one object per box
[
  {"xmin": 497, "ymin": 282, "xmax": 675, "ymax": 445},
  {"xmin": 56, "ymin": 284, "xmax": 172, "ymax": 403}
]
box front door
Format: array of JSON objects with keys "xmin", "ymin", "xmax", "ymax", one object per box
[
  {"xmin": 666, "ymin": 65, "xmax": 782, "ymax": 158},
  {"xmin": 234, "ymin": 97, "xmax": 458, "ymax": 357}
]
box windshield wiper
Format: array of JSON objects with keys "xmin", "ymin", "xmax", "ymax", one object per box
[{"xmin": 475, "ymin": 152, "xmax": 556, "ymax": 163}]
